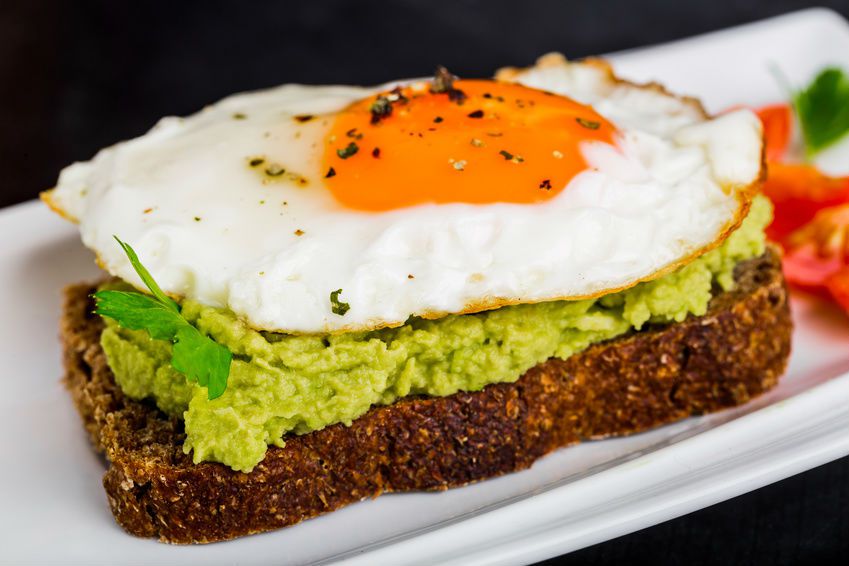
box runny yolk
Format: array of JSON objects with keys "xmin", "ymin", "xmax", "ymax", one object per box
[{"xmin": 321, "ymin": 79, "xmax": 616, "ymax": 211}]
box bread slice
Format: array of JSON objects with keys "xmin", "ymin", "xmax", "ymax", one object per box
[{"xmin": 61, "ymin": 247, "xmax": 792, "ymax": 544}]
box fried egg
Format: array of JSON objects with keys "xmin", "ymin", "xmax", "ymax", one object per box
[{"xmin": 45, "ymin": 54, "xmax": 764, "ymax": 334}]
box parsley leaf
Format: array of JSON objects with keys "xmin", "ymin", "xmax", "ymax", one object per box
[
  {"xmin": 93, "ymin": 237, "xmax": 232, "ymax": 400},
  {"xmin": 794, "ymin": 67, "xmax": 849, "ymax": 157},
  {"xmin": 93, "ymin": 291, "xmax": 181, "ymax": 340},
  {"xmin": 172, "ymin": 325, "xmax": 232, "ymax": 399},
  {"xmin": 112, "ymin": 236, "xmax": 179, "ymax": 312}
]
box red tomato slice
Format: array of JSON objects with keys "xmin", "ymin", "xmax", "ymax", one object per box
[
  {"xmin": 825, "ymin": 268, "xmax": 849, "ymax": 315},
  {"xmin": 783, "ymin": 244, "xmax": 844, "ymax": 299},
  {"xmin": 783, "ymin": 203, "xmax": 849, "ymax": 295},
  {"xmin": 756, "ymin": 104, "xmax": 793, "ymax": 162},
  {"xmin": 738, "ymin": 103, "xmax": 849, "ymax": 317},
  {"xmin": 763, "ymin": 163, "xmax": 849, "ymax": 243}
]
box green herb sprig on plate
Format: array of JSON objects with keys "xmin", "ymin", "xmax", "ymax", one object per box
[
  {"xmin": 93, "ymin": 236, "xmax": 233, "ymax": 399},
  {"xmin": 790, "ymin": 67, "xmax": 849, "ymax": 158}
]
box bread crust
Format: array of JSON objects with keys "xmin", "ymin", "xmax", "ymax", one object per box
[{"xmin": 61, "ymin": 247, "xmax": 792, "ymax": 543}]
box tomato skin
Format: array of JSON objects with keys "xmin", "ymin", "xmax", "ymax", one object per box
[
  {"xmin": 782, "ymin": 244, "xmax": 843, "ymax": 300},
  {"xmin": 756, "ymin": 104, "xmax": 793, "ymax": 162},
  {"xmin": 826, "ymin": 268, "xmax": 849, "ymax": 314},
  {"xmin": 781, "ymin": 203, "xmax": 849, "ymax": 311},
  {"xmin": 744, "ymin": 103, "xmax": 849, "ymax": 317},
  {"xmin": 764, "ymin": 163, "xmax": 849, "ymax": 243}
]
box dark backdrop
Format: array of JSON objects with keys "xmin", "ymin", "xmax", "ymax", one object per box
[{"xmin": 2, "ymin": 1, "xmax": 848, "ymax": 564}]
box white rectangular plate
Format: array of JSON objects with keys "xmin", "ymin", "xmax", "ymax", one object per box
[{"xmin": 2, "ymin": 8, "xmax": 849, "ymax": 566}]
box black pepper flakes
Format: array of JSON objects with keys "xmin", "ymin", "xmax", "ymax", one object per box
[
  {"xmin": 346, "ymin": 128, "xmax": 364, "ymax": 140},
  {"xmin": 430, "ymin": 65, "xmax": 467, "ymax": 104},
  {"xmin": 249, "ymin": 157, "xmax": 265, "ymax": 167},
  {"xmin": 467, "ymin": 109, "xmax": 484, "ymax": 119},
  {"xmin": 265, "ymin": 164, "xmax": 286, "ymax": 176},
  {"xmin": 325, "ymin": 167, "xmax": 336, "ymax": 178},
  {"xmin": 448, "ymin": 88, "xmax": 468, "ymax": 104},
  {"xmin": 372, "ymin": 147, "xmax": 381, "ymax": 158},
  {"xmin": 387, "ymin": 86, "xmax": 409, "ymax": 105},
  {"xmin": 539, "ymin": 179, "xmax": 552, "ymax": 190},
  {"xmin": 433, "ymin": 116, "xmax": 444, "ymax": 123},
  {"xmin": 430, "ymin": 65, "xmax": 456, "ymax": 93},
  {"xmin": 294, "ymin": 114, "xmax": 315, "ymax": 123}
]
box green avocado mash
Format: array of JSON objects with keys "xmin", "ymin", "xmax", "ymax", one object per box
[{"xmin": 101, "ymin": 195, "xmax": 772, "ymax": 472}]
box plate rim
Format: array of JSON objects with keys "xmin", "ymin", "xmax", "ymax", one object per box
[{"xmin": 2, "ymin": 7, "xmax": 849, "ymax": 566}]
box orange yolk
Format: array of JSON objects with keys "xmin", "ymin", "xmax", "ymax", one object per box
[{"xmin": 322, "ymin": 79, "xmax": 616, "ymax": 211}]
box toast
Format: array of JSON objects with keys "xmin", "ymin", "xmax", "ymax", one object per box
[{"xmin": 60, "ymin": 246, "xmax": 792, "ymax": 543}]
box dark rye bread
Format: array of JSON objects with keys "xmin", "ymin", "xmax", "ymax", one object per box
[{"xmin": 61, "ymin": 247, "xmax": 792, "ymax": 544}]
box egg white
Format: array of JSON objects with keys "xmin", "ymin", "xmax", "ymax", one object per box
[{"xmin": 47, "ymin": 57, "xmax": 763, "ymax": 333}]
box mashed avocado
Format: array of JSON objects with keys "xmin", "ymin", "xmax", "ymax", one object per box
[{"xmin": 101, "ymin": 195, "xmax": 772, "ymax": 472}]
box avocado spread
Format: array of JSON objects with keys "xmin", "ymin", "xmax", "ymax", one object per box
[{"xmin": 101, "ymin": 195, "xmax": 771, "ymax": 472}]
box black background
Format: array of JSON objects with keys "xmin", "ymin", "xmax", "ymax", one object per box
[{"xmin": 2, "ymin": 1, "xmax": 848, "ymax": 564}]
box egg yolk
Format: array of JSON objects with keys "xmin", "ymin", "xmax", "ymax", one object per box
[{"xmin": 322, "ymin": 79, "xmax": 615, "ymax": 211}]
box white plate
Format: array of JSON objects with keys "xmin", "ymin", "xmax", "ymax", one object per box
[{"xmin": 2, "ymin": 8, "xmax": 849, "ymax": 566}]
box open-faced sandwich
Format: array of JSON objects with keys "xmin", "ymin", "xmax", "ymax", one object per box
[{"xmin": 43, "ymin": 54, "xmax": 791, "ymax": 543}]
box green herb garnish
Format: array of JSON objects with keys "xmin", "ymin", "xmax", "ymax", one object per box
[
  {"xmin": 498, "ymin": 149, "xmax": 523, "ymax": 163},
  {"xmin": 575, "ymin": 117, "xmax": 601, "ymax": 130},
  {"xmin": 93, "ymin": 237, "xmax": 232, "ymax": 400},
  {"xmin": 337, "ymin": 142, "xmax": 359, "ymax": 159},
  {"xmin": 793, "ymin": 67, "xmax": 849, "ymax": 157},
  {"xmin": 330, "ymin": 288, "xmax": 350, "ymax": 316},
  {"xmin": 370, "ymin": 96, "xmax": 393, "ymax": 124}
]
